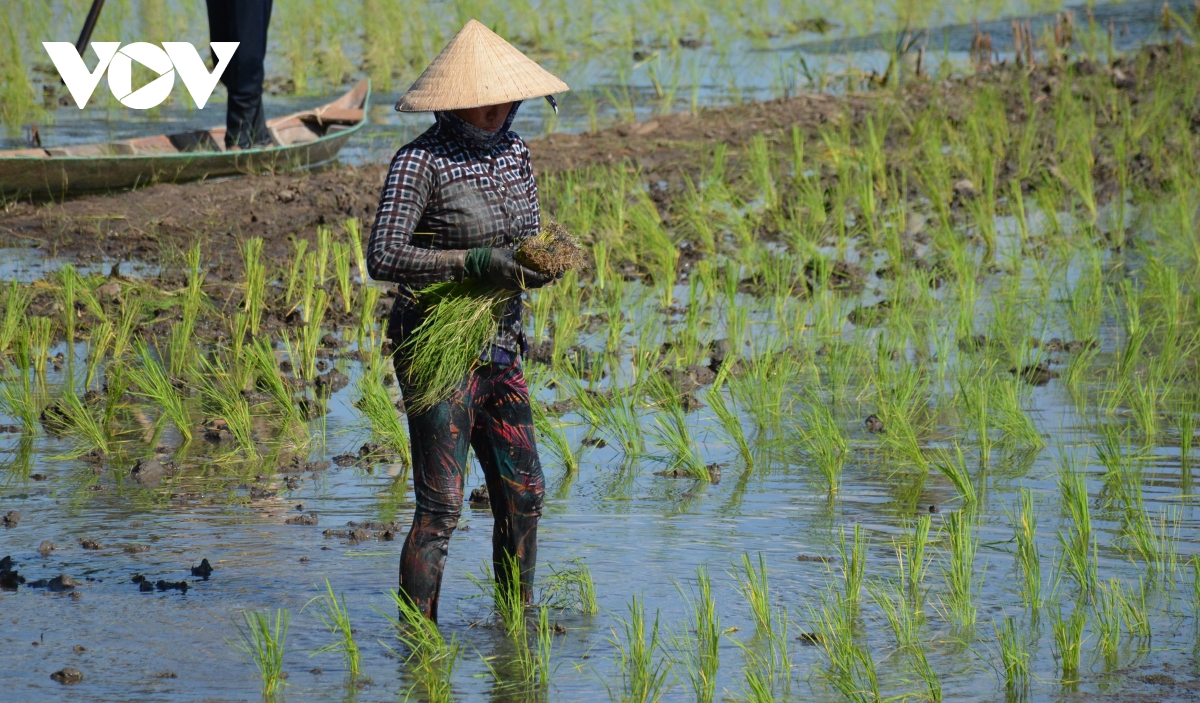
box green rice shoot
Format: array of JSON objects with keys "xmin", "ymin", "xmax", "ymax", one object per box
[{"xmin": 399, "ymin": 281, "xmax": 510, "ymax": 414}]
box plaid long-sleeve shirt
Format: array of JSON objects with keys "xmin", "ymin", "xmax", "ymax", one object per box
[{"xmin": 367, "ymin": 115, "xmax": 541, "ymax": 356}]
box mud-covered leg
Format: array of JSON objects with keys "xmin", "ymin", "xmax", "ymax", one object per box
[
  {"xmin": 397, "ymin": 374, "xmax": 477, "ymax": 622},
  {"xmin": 472, "ymin": 362, "xmax": 545, "ymax": 604}
]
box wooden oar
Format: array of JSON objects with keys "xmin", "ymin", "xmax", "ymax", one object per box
[
  {"xmin": 58, "ymin": 0, "xmax": 105, "ymax": 90},
  {"xmin": 74, "ymin": 0, "xmax": 107, "ymax": 56}
]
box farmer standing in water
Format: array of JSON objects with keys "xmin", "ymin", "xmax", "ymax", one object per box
[{"xmin": 366, "ymin": 20, "xmax": 569, "ymax": 622}]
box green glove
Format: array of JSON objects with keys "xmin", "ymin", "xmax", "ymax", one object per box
[
  {"xmin": 463, "ymin": 247, "xmax": 493, "ymax": 281},
  {"xmin": 463, "ymin": 247, "xmax": 552, "ymax": 290}
]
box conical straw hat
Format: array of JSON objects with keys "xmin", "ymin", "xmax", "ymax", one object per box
[{"xmin": 395, "ymin": 20, "xmax": 569, "ymax": 112}]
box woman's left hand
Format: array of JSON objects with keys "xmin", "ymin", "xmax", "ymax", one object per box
[{"xmin": 464, "ymin": 248, "xmax": 553, "ymax": 290}]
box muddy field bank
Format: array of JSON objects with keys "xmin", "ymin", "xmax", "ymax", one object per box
[{"xmin": 0, "ymin": 44, "xmax": 1185, "ymax": 274}]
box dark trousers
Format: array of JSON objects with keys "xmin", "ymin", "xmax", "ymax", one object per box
[
  {"xmin": 205, "ymin": 0, "xmax": 273, "ymax": 148},
  {"xmin": 394, "ymin": 358, "xmax": 545, "ymax": 623}
]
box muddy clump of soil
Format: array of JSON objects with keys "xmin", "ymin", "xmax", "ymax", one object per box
[
  {"xmin": 516, "ymin": 220, "xmax": 586, "ymax": 276},
  {"xmin": 50, "ymin": 667, "xmax": 84, "ymax": 684}
]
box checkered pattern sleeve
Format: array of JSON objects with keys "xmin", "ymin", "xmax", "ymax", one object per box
[
  {"xmin": 516, "ymin": 136, "xmax": 541, "ymax": 233},
  {"xmin": 366, "ymin": 147, "xmax": 465, "ymax": 286}
]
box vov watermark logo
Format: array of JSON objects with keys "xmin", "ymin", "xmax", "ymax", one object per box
[{"xmin": 42, "ymin": 42, "xmax": 238, "ymax": 110}]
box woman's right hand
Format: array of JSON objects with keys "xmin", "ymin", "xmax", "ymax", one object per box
[{"xmin": 464, "ymin": 248, "xmax": 553, "ymax": 290}]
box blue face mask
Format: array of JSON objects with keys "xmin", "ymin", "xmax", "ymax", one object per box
[{"xmin": 434, "ymin": 101, "xmax": 523, "ymax": 151}]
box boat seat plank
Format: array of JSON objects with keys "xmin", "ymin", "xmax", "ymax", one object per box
[
  {"xmin": 272, "ymin": 121, "xmax": 322, "ymax": 146},
  {"xmin": 0, "ymin": 148, "xmax": 49, "ymax": 158},
  {"xmin": 125, "ymin": 135, "xmax": 185, "ymax": 155},
  {"xmin": 298, "ymin": 107, "xmax": 364, "ymax": 126},
  {"xmin": 46, "ymin": 144, "xmax": 116, "ymax": 157},
  {"xmin": 167, "ymin": 131, "xmax": 223, "ymax": 153}
]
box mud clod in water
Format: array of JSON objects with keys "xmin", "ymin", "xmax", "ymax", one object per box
[
  {"xmin": 707, "ymin": 338, "xmax": 733, "ymax": 372},
  {"xmin": 285, "ymin": 513, "xmax": 318, "ymax": 526},
  {"xmin": 37, "ymin": 540, "xmax": 55, "ymax": 556},
  {"xmin": 202, "ymin": 419, "xmax": 235, "ymax": 442},
  {"xmin": 79, "ymin": 537, "xmax": 103, "ymax": 550},
  {"xmin": 468, "ymin": 485, "xmax": 490, "ymax": 508},
  {"xmin": 40, "ymin": 403, "xmax": 71, "ymax": 433},
  {"xmin": 864, "ymin": 414, "xmax": 885, "ymax": 434},
  {"xmin": 351, "ymin": 442, "xmax": 395, "ymax": 466},
  {"xmin": 525, "ymin": 340, "xmax": 553, "ymax": 365},
  {"xmin": 314, "ymin": 369, "xmax": 349, "ymax": 395},
  {"xmin": 655, "ymin": 465, "xmax": 721, "ymax": 483},
  {"xmin": 131, "ymin": 458, "xmax": 178, "ymax": 488},
  {"xmin": 27, "ymin": 574, "xmax": 78, "ymax": 591},
  {"xmin": 248, "ymin": 486, "xmax": 277, "ymax": 500},
  {"xmin": 80, "ymin": 448, "xmax": 106, "ymax": 465},
  {"xmin": 1011, "ymin": 362, "xmax": 1059, "ymax": 386},
  {"xmin": 0, "ymin": 555, "xmax": 24, "ymax": 590},
  {"xmin": 1065, "ymin": 339, "xmax": 1098, "ymax": 354},
  {"xmin": 664, "ymin": 365, "xmax": 717, "ymax": 396},
  {"xmin": 296, "ymin": 397, "xmax": 328, "ymax": 420},
  {"xmin": 156, "ymin": 580, "xmax": 188, "ymax": 593},
  {"xmin": 50, "ymin": 667, "xmax": 83, "ymax": 684},
  {"xmin": 191, "ymin": 558, "xmax": 214, "ymax": 579},
  {"xmin": 3, "ymin": 510, "xmax": 21, "ymax": 527},
  {"xmin": 280, "ymin": 456, "xmax": 330, "ymax": 474}
]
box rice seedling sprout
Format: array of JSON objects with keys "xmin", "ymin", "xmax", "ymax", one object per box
[
  {"xmin": 229, "ymin": 609, "xmax": 290, "ymax": 699},
  {"xmin": 305, "ymin": 579, "xmax": 360, "ymax": 679}
]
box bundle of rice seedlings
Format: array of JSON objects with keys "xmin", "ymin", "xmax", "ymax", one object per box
[
  {"xmin": 515, "ymin": 219, "xmax": 585, "ymax": 276},
  {"xmin": 400, "ymin": 222, "xmax": 585, "ymax": 414},
  {"xmin": 400, "ymin": 281, "xmax": 510, "ymax": 414}
]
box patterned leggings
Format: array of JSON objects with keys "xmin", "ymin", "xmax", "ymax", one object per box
[{"xmin": 394, "ymin": 359, "xmax": 545, "ymax": 622}]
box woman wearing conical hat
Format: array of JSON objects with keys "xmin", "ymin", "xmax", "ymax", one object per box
[{"xmin": 366, "ymin": 20, "xmax": 568, "ymax": 622}]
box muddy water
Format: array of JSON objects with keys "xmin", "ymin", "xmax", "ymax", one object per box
[
  {"xmin": 0, "ymin": 243, "xmax": 1198, "ymax": 702},
  {"xmin": 4, "ymin": 0, "xmax": 1190, "ymax": 164}
]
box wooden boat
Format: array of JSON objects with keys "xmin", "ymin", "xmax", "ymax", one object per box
[{"xmin": 0, "ymin": 80, "xmax": 369, "ymax": 199}]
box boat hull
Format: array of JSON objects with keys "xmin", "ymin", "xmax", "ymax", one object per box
[{"xmin": 0, "ymin": 81, "xmax": 369, "ymax": 199}]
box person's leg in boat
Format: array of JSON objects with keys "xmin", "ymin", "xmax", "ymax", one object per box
[{"xmin": 204, "ymin": 0, "xmax": 273, "ymax": 148}]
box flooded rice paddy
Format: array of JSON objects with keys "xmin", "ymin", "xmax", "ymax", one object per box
[
  {"xmin": 0, "ymin": 0, "xmax": 1195, "ymax": 162},
  {"xmin": 3, "ymin": 5, "xmax": 1200, "ymax": 703}
]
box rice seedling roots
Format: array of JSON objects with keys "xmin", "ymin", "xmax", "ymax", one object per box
[{"xmin": 516, "ymin": 220, "xmax": 586, "ymax": 276}]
